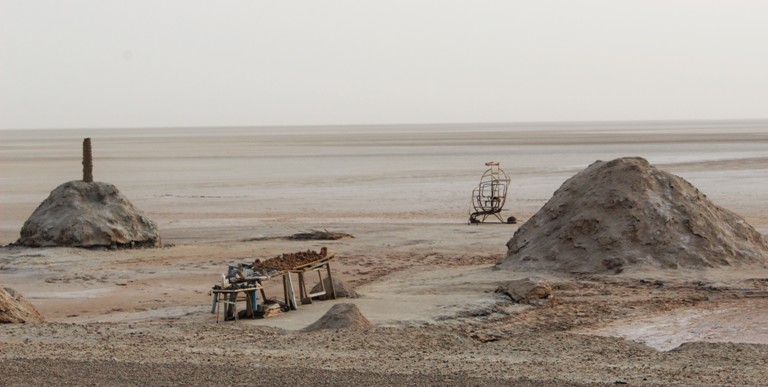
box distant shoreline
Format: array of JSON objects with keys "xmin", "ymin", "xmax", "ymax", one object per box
[{"xmin": 3, "ymin": 118, "xmax": 768, "ymax": 135}]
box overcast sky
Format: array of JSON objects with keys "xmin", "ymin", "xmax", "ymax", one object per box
[{"xmin": 1, "ymin": 1, "xmax": 767, "ymax": 130}]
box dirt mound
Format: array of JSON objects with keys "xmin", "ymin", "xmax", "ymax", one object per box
[
  {"xmin": 16, "ymin": 181, "xmax": 160, "ymax": 248},
  {"xmin": 302, "ymin": 303, "xmax": 373, "ymax": 332},
  {"xmin": 310, "ymin": 278, "xmax": 360, "ymax": 300},
  {"xmin": 500, "ymin": 157, "xmax": 768, "ymax": 273},
  {"xmin": 1, "ymin": 287, "xmax": 44, "ymax": 323}
]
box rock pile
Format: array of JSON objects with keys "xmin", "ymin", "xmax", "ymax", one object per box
[
  {"xmin": 16, "ymin": 181, "xmax": 160, "ymax": 248},
  {"xmin": 253, "ymin": 247, "xmax": 328, "ymax": 271},
  {"xmin": 499, "ymin": 157, "xmax": 768, "ymax": 273},
  {"xmin": 0, "ymin": 288, "xmax": 44, "ymax": 323}
]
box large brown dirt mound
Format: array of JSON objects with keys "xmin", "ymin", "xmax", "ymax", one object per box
[
  {"xmin": 499, "ymin": 157, "xmax": 768, "ymax": 273},
  {"xmin": 1, "ymin": 287, "xmax": 44, "ymax": 323},
  {"xmin": 16, "ymin": 181, "xmax": 160, "ymax": 248},
  {"xmin": 302, "ymin": 303, "xmax": 373, "ymax": 332}
]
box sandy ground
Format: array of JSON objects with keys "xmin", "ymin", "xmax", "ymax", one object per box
[{"xmin": 2, "ymin": 122, "xmax": 768, "ymax": 385}]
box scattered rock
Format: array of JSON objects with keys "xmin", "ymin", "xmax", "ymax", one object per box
[
  {"xmin": 495, "ymin": 278, "xmax": 554, "ymax": 306},
  {"xmin": 0, "ymin": 287, "xmax": 45, "ymax": 323},
  {"xmin": 16, "ymin": 181, "xmax": 160, "ymax": 248},
  {"xmin": 310, "ymin": 277, "xmax": 359, "ymax": 300},
  {"xmin": 500, "ymin": 157, "xmax": 768, "ymax": 273},
  {"xmin": 470, "ymin": 331, "xmax": 503, "ymax": 343},
  {"xmin": 302, "ymin": 303, "xmax": 373, "ymax": 332}
]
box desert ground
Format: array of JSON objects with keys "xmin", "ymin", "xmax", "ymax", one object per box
[{"xmin": 1, "ymin": 122, "xmax": 768, "ymax": 385}]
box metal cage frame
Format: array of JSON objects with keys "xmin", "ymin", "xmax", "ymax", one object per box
[{"xmin": 469, "ymin": 162, "xmax": 510, "ymax": 224}]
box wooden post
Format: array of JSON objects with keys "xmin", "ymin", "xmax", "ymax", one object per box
[
  {"xmin": 224, "ymin": 292, "xmax": 237, "ymax": 321},
  {"xmin": 326, "ymin": 262, "xmax": 337, "ymax": 299},
  {"xmin": 318, "ymin": 270, "xmax": 325, "ymax": 296},
  {"xmin": 259, "ymin": 285, "xmax": 268, "ymax": 303},
  {"xmin": 82, "ymin": 138, "xmax": 93, "ymax": 182},
  {"xmin": 299, "ymin": 272, "xmax": 312, "ymax": 304},
  {"xmin": 283, "ymin": 275, "xmax": 288, "ymax": 307},
  {"xmin": 245, "ymin": 291, "xmax": 255, "ymax": 319},
  {"xmin": 285, "ymin": 273, "xmax": 298, "ymax": 310}
]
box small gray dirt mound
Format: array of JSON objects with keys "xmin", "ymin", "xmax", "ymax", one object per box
[
  {"xmin": 302, "ymin": 303, "xmax": 373, "ymax": 332},
  {"xmin": 1, "ymin": 287, "xmax": 45, "ymax": 323},
  {"xmin": 500, "ymin": 157, "xmax": 768, "ymax": 273},
  {"xmin": 16, "ymin": 180, "xmax": 160, "ymax": 248},
  {"xmin": 310, "ymin": 278, "xmax": 359, "ymax": 300}
]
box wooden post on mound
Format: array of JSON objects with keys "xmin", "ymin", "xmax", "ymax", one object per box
[{"xmin": 82, "ymin": 138, "xmax": 93, "ymax": 182}]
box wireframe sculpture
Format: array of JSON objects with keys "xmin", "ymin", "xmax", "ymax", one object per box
[{"xmin": 469, "ymin": 162, "xmax": 513, "ymax": 224}]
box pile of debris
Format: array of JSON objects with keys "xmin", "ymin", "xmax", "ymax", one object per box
[
  {"xmin": 245, "ymin": 230, "xmax": 354, "ymax": 242},
  {"xmin": 287, "ymin": 230, "xmax": 353, "ymax": 241},
  {"xmin": 258, "ymin": 301, "xmax": 285, "ymax": 318},
  {"xmin": 253, "ymin": 247, "xmax": 329, "ymax": 271},
  {"xmin": 500, "ymin": 157, "xmax": 768, "ymax": 273}
]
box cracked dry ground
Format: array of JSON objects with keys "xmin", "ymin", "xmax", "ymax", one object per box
[{"xmin": 2, "ymin": 275, "xmax": 767, "ymax": 386}]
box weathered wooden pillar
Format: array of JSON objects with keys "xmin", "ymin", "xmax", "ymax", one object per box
[{"xmin": 82, "ymin": 138, "xmax": 93, "ymax": 182}]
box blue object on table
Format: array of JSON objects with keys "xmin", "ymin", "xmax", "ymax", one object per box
[{"xmin": 250, "ymin": 290, "xmax": 259, "ymax": 312}]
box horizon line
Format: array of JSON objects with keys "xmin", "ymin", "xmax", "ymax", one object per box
[{"xmin": 2, "ymin": 118, "xmax": 768, "ymax": 132}]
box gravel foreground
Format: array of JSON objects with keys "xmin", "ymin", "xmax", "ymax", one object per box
[
  {"xmin": 1, "ymin": 320, "xmax": 767, "ymax": 386},
  {"xmin": 0, "ymin": 360, "xmax": 559, "ymax": 387}
]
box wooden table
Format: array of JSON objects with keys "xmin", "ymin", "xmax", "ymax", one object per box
[
  {"xmin": 284, "ymin": 255, "xmax": 336, "ymax": 309},
  {"xmin": 211, "ymin": 283, "xmax": 263, "ymax": 323},
  {"xmin": 211, "ymin": 254, "xmax": 338, "ymax": 320}
]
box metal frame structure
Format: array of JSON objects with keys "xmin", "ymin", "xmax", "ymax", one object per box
[{"xmin": 469, "ymin": 161, "xmax": 510, "ymax": 224}]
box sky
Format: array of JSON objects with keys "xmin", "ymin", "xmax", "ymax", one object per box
[{"xmin": 1, "ymin": 1, "xmax": 767, "ymax": 130}]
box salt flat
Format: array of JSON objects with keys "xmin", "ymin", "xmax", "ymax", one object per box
[{"xmin": 1, "ymin": 122, "xmax": 768, "ymax": 385}]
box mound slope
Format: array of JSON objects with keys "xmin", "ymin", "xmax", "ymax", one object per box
[
  {"xmin": 1, "ymin": 288, "xmax": 44, "ymax": 323},
  {"xmin": 499, "ymin": 157, "xmax": 768, "ymax": 273},
  {"xmin": 16, "ymin": 181, "xmax": 160, "ymax": 248}
]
